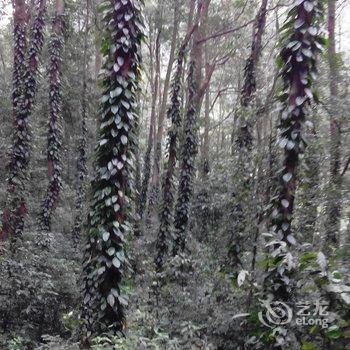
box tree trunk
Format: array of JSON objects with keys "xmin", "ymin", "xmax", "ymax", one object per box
[
  {"xmin": 155, "ymin": 22, "xmax": 197, "ymax": 272},
  {"xmin": 241, "ymin": 0, "xmax": 268, "ymax": 107},
  {"xmin": 200, "ymin": 52, "xmax": 210, "ymax": 178},
  {"xmin": 172, "ymin": 0, "xmax": 210, "ymax": 256},
  {"xmin": 72, "ymin": 0, "xmax": 89, "ymax": 247},
  {"xmin": 148, "ymin": 3, "xmax": 180, "ymax": 205},
  {"xmin": 136, "ymin": 24, "xmax": 161, "ymax": 225},
  {"xmin": 227, "ymin": 0, "xmax": 268, "ymax": 271},
  {"xmin": 262, "ymin": 3, "xmax": 324, "ymax": 347},
  {"xmin": 0, "ymin": 0, "xmax": 46, "ymax": 241},
  {"xmin": 39, "ymin": 0, "xmax": 65, "ymax": 234},
  {"xmin": 325, "ymin": 0, "xmax": 341, "ymax": 248},
  {"xmin": 81, "ymin": 0, "xmax": 143, "ymax": 338}
]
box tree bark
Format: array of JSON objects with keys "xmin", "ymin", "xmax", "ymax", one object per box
[
  {"xmin": 155, "ymin": 20, "xmax": 198, "ymax": 272},
  {"xmin": 265, "ymin": 0, "xmax": 324, "ymax": 304},
  {"xmin": 172, "ymin": 0, "xmax": 210, "ymax": 255},
  {"xmin": 200, "ymin": 60, "xmax": 210, "ymax": 178},
  {"xmin": 72, "ymin": 0, "xmax": 89, "ymax": 247},
  {"xmin": 228, "ymin": 0, "xmax": 268, "ymax": 271},
  {"xmin": 136, "ymin": 24, "xmax": 161, "ymax": 225},
  {"xmin": 149, "ymin": 3, "xmax": 180, "ymax": 206},
  {"xmin": 325, "ymin": 0, "xmax": 341, "ymax": 248}
]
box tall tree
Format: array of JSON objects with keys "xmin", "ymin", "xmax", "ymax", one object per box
[
  {"xmin": 172, "ymin": 0, "xmax": 209, "ymax": 256},
  {"xmin": 200, "ymin": 77, "xmax": 210, "ymax": 178},
  {"xmin": 148, "ymin": 3, "xmax": 180, "ymax": 207},
  {"xmin": 136, "ymin": 22, "xmax": 161, "ymax": 227},
  {"xmin": 172, "ymin": 60, "xmax": 197, "ymax": 256},
  {"xmin": 263, "ymin": 0, "xmax": 324, "ymax": 347},
  {"xmin": 0, "ymin": 0, "xmax": 46, "ymax": 241},
  {"xmin": 154, "ymin": 25, "xmax": 196, "ymax": 272},
  {"xmin": 234, "ymin": 0, "xmax": 269, "ymax": 150},
  {"xmin": 241, "ymin": 0, "xmax": 268, "ymax": 107},
  {"xmin": 39, "ymin": 0, "xmax": 64, "ymax": 233},
  {"xmin": 227, "ymin": 0, "xmax": 268, "ymax": 269},
  {"xmin": 12, "ymin": 0, "xmax": 27, "ymax": 119},
  {"xmin": 324, "ymin": 0, "xmax": 341, "ymax": 248},
  {"xmin": 81, "ymin": 0, "xmax": 143, "ymax": 339},
  {"xmin": 72, "ymin": 0, "xmax": 90, "ymax": 247}
]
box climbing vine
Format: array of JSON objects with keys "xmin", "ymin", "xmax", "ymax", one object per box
[
  {"xmin": 39, "ymin": 6, "xmax": 65, "ymax": 232},
  {"xmin": 72, "ymin": 1, "xmax": 89, "ymax": 247},
  {"xmin": 173, "ymin": 60, "xmax": 198, "ymax": 256},
  {"xmin": 155, "ymin": 42, "xmax": 187, "ymax": 272},
  {"xmin": 72, "ymin": 88, "xmax": 88, "ymax": 247},
  {"xmin": 1, "ymin": 0, "xmax": 47, "ymax": 241},
  {"xmin": 228, "ymin": 0, "xmax": 268, "ymax": 272},
  {"xmin": 262, "ymin": 0, "xmax": 325, "ymax": 347},
  {"xmin": 81, "ymin": 0, "xmax": 144, "ymax": 338}
]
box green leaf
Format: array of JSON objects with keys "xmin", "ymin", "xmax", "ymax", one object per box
[
  {"xmin": 326, "ymin": 325, "xmax": 342, "ymax": 340},
  {"xmin": 110, "ymin": 87, "xmax": 123, "ymax": 98},
  {"xmin": 301, "ymin": 341, "xmax": 317, "ymax": 350},
  {"xmin": 102, "ymin": 231, "xmax": 110, "ymax": 241},
  {"xmin": 107, "ymin": 247, "xmax": 115, "ymax": 256},
  {"xmin": 107, "ymin": 294, "xmax": 115, "ymax": 307},
  {"xmin": 112, "ymin": 257, "xmax": 121, "ymax": 268},
  {"xmin": 111, "ymin": 105, "xmax": 119, "ymax": 114},
  {"xmin": 121, "ymin": 135, "xmax": 128, "ymax": 145}
]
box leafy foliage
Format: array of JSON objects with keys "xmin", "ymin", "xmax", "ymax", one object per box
[
  {"xmin": 81, "ymin": 0, "xmax": 144, "ymax": 337},
  {"xmin": 173, "ymin": 60, "xmax": 198, "ymax": 256},
  {"xmin": 39, "ymin": 6, "xmax": 65, "ymax": 233},
  {"xmin": 154, "ymin": 38, "xmax": 188, "ymax": 273},
  {"xmin": 1, "ymin": 0, "xmax": 47, "ymax": 240},
  {"xmin": 262, "ymin": 0, "xmax": 326, "ymax": 347}
]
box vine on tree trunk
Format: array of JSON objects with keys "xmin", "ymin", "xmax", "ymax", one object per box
[
  {"xmin": 262, "ymin": 0, "xmax": 325, "ymax": 347},
  {"xmin": 0, "ymin": 0, "xmax": 47, "ymax": 242},
  {"xmin": 81, "ymin": 0, "xmax": 144, "ymax": 338},
  {"xmin": 39, "ymin": 4, "xmax": 65, "ymax": 233},
  {"xmin": 173, "ymin": 60, "xmax": 198, "ymax": 256},
  {"xmin": 155, "ymin": 42, "xmax": 188, "ymax": 272}
]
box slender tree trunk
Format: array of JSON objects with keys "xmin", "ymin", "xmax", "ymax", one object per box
[
  {"xmin": 39, "ymin": 0, "xmax": 64, "ymax": 233},
  {"xmin": 12, "ymin": 0, "xmax": 27, "ymax": 117},
  {"xmin": 172, "ymin": 0, "xmax": 210, "ymax": 256},
  {"xmin": 227, "ymin": 0, "xmax": 268, "ymax": 270},
  {"xmin": 136, "ymin": 26, "xmax": 161, "ymax": 226},
  {"xmin": 72, "ymin": 0, "xmax": 89, "ymax": 247},
  {"xmin": 325, "ymin": 0, "xmax": 341, "ymax": 248},
  {"xmin": 0, "ymin": 0, "xmax": 28, "ymax": 241},
  {"xmin": 155, "ymin": 23, "xmax": 197, "ymax": 272},
  {"xmin": 93, "ymin": 0, "xmax": 102, "ymax": 80},
  {"xmin": 148, "ymin": 3, "xmax": 180, "ymax": 206},
  {"xmin": 200, "ymin": 73, "xmax": 210, "ymax": 178},
  {"xmin": 241, "ymin": 0, "xmax": 268, "ymax": 107},
  {"xmin": 81, "ymin": 0, "xmax": 143, "ymax": 341},
  {"xmin": 234, "ymin": 0, "xmax": 268, "ymax": 149},
  {"xmin": 0, "ymin": 0, "xmax": 46, "ymax": 241}
]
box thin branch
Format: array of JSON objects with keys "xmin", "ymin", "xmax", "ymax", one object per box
[
  {"xmin": 209, "ymin": 107, "xmax": 236, "ymax": 132},
  {"xmin": 341, "ymin": 156, "xmax": 350, "ymax": 177},
  {"xmin": 198, "ymin": 3, "xmax": 289, "ymax": 44}
]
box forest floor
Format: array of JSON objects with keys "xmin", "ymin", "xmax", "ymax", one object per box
[
  {"xmin": 2, "ymin": 192, "xmax": 349, "ymax": 349},
  {"xmin": 0, "ymin": 207, "xmax": 250, "ymax": 350}
]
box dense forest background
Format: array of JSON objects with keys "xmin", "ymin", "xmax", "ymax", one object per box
[{"xmin": 0, "ymin": 0, "xmax": 350, "ymax": 349}]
